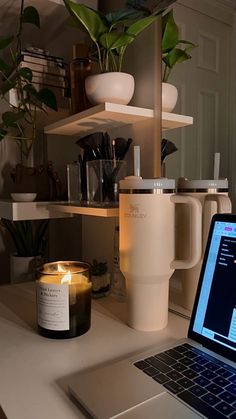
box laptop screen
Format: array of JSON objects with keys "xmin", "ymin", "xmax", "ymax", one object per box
[{"xmin": 188, "ymin": 213, "xmax": 236, "ymax": 362}]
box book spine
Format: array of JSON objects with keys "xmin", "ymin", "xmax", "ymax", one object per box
[
  {"xmin": 21, "ymin": 49, "xmax": 64, "ymax": 63},
  {"xmin": 32, "ymin": 76, "xmax": 68, "ymax": 88},
  {"xmin": 19, "ymin": 53, "xmax": 65, "ymax": 68},
  {"xmin": 19, "ymin": 60, "xmax": 67, "ymax": 77}
]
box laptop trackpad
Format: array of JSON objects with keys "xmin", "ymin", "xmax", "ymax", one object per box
[{"xmin": 113, "ymin": 393, "xmax": 202, "ymax": 419}]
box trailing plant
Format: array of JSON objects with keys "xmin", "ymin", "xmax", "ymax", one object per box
[
  {"xmin": 63, "ymin": 0, "xmax": 159, "ymax": 73},
  {"xmin": 161, "ymin": 9, "xmax": 196, "ymax": 82},
  {"xmin": 0, "ymin": 1, "xmax": 57, "ymax": 163},
  {"xmin": 0, "ymin": 219, "xmax": 49, "ymax": 257}
]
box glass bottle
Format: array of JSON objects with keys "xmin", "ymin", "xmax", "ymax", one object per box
[
  {"xmin": 110, "ymin": 222, "xmax": 126, "ymax": 300},
  {"xmin": 69, "ymin": 43, "xmax": 92, "ymax": 114}
]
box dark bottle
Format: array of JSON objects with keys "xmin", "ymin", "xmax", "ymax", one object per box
[{"xmin": 69, "ymin": 43, "xmax": 92, "ymax": 114}]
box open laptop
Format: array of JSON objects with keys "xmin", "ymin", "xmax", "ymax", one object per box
[{"xmin": 69, "ymin": 213, "xmax": 236, "ymax": 419}]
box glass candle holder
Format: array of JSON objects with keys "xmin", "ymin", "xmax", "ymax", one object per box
[{"xmin": 36, "ymin": 261, "xmax": 91, "ymax": 339}]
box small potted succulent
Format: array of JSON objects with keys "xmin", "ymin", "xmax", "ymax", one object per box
[
  {"xmin": 161, "ymin": 9, "xmax": 197, "ymax": 112},
  {"xmin": 62, "ymin": 0, "xmax": 159, "ymax": 105},
  {"xmin": 90, "ymin": 259, "xmax": 111, "ymax": 298}
]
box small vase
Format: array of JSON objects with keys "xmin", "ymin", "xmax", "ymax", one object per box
[
  {"xmin": 85, "ymin": 72, "xmax": 135, "ymax": 105},
  {"xmin": 10, "ymin": 254, "xmax": 42, "ymax": 284},
  {"xmin": 162, "ymin": 82, "xmax": 178, "ymax": 112}
]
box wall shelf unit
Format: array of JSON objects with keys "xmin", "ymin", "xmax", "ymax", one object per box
[
  {"xmin": 44, "ymin": 102, "xmax": 193, "ymax": 136},
  {"xmin": 0, "ymin": 200, "xmax": 118, "ymax": 221},
  {"xmin": 0, "ymin": 103, "xmax": 193, "ymax": 221}
]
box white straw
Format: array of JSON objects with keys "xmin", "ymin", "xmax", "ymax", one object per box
[
  {"xmin": 134, "ymin": 145, "xmax": 141, "ymax": 177},
  {"xmin": 112, "ymin": 139, "xmax": 116, "ymax": 168},
  {"xmin": 214, "ymin": 152, "xmax": 220, "ymax": 180}
]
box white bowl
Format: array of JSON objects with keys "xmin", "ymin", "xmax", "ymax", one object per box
[{"xmin": 11, "ymin": 193, "xmax": 37, "ymax": 202}]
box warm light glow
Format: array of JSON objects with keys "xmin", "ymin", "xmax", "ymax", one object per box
[
  {"xmin": 58, "ymin": 264, "xmax": 66, "ymax": 273},
  {"xmin": 61, "ymin": 271, "xmax": 72, "ymax": 284}
]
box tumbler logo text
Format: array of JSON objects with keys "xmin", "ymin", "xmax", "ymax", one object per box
[{"xmin": 124, "ymin": 204, "xmax": 147, "ymax": 219}]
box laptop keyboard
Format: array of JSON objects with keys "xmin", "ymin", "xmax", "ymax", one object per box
[{"xmin": 134, "ymin": 343, "xmax": 236, "ymax": 419}]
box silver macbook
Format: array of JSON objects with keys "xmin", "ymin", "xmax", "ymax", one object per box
[{"xmin": 69, "ymin": 213, "xmax": 236, "ymax": 419}]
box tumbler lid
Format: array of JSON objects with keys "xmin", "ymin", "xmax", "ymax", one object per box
[
  {"xmin": 119, "ymin": 176, "xmax": 175, "ymax": 193},
  {"xmin": 177, "ymin": 177, "xmax": 228, "ymax": 192}
]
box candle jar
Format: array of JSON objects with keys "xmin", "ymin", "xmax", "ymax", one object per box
[{"xmin": 36, "ymin": 261, "xmax": 91, "ymax": 339}]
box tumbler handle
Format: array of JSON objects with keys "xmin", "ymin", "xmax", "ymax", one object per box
[
  {"xmin": 170, "ymin": 195, "xmax": 202, "ymax": 270},
  {"xmin": 203, "ymin": 194, "xmax": 232, "ymax": 247}
]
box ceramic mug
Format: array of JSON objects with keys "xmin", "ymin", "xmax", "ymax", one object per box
[{"xmin": 119, "ymin": 177, "xmax": 202, "ymax": 331}]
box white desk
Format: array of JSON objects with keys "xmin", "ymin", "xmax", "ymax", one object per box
[{"xmin": 0, "ymin": 282, "xmax": 189, "ymax": 419}]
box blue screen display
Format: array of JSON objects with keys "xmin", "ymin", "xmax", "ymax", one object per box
[{"xmin": 193, "ymin": 221, "xmax": 236, "ymax": 352}]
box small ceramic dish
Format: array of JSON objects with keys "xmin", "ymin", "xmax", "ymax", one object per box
[{"xmin": 11, "ymin": 193, "xmax": 37, "ymax": 202}]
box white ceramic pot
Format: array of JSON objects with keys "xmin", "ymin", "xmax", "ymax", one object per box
[
  {"xmin": 10, "ymin": 254, "xmax": 42, "ymax": 283},
  {"xmin": 162, "ymin": 82, "xmax": 178, "ymax": 112},
  {"xmin": 85, "ymin": 72, "xmax": 135, "ymax": 105}
]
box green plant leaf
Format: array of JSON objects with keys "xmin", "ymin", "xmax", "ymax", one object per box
[
  {"xmin": 0, "ymin": 36, "xmax": 14, "ymax": 50},
  {"xmin": 0, "ymin": 80, "xmax": 16, "ymax": 95},
  {"xmin": 163, "ymin": 47, "xmax": 191, "ymax": 68},
  {"xmin": 105, "ymin": 9, "xmax": 145, "ymax": 26},
  {"xmin": 63, "ymin": 0, "xmax": 108, "ymax": 43},
  {"xmin": 2, "ymin": 110, "xmax": 25, "ymax": 127},
  {"xmin": 19, "ymin": 67, "xmax": 33, "ymax": 82},
  {"xmin": 99, "ymin": 32, "xmax": 135, "ymax": 50},
  {"xmin": 162, "ymin": 9, "xmax": 178, "ymax": 53},
  {"xmin": 0, "ymin": 127, "xmax": 7, "ymax": 140},
  {"xmin": 91, "ymin": 259, "xmax": 107, "ymax": 276},
  {"xmin": 23, "ymin": 84, "xmax": 38, "ymax": 95},
  {"xmin": 127, "ymin": 14, "xmax": 157, "ymax": 38},
  {"xmin": 0, "ymin": 58, "xmax": 10, "ymax": 72},
  {"xmin": 22, "ymin": 6, "xmax": 40, "ymax": 28},
  {"xmin": 37, "ymin": 88, "xmax": 58, "ymax": 111}
]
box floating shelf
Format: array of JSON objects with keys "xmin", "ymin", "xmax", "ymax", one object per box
[
  {"xmin": 0, "ymin": 200, "xmax": 73, "ymax": 221},
  {"xmin": 48, "ymin": 203, "xmax": 119, "ymax": 218},
  {"xmin": 162, "ymin": 111, "xmax": 193, "ymax": 130},
  {"xmin": 0, "ymin": 200, "xmax": 118, "ymax": 221},
  {"xmin": 44, "ymin": 102, "xmax": 193, "ymax": 136}
]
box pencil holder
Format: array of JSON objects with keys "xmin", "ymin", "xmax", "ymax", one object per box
[{"xmin": 86, "ymin": 160, "xmax": 126, "ymax": 207}]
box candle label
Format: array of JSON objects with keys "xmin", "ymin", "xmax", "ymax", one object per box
[{"xmin": 37, "ymin": 283, "xmax": 69, "ymax": 330}]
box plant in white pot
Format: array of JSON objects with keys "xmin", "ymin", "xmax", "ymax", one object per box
[
  {"xmin": 161, "ymin": 9, "xmax": 197, "ymax": 112},
  {"xmin": 63, "ymin": 0, "xmax": 160, "ymax": 105},
  {"xmin": 0, "ymin": 219, "xmax": 49, "ymax": 283}
]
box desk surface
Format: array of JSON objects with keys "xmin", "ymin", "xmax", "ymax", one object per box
[{"xmin": 0, "ymin": 283, "xmax": 189, "ymax": 419}]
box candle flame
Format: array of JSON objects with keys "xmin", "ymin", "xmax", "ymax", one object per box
[
  {"xmin": 61, "ymin": 271, "xmax": 72, "ymax": 284},
  {"xmin": 57, "ymin": 264, "xmax": 72, "ymax": 284}
]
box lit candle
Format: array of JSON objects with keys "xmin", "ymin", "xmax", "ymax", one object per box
[{"xmin": 36, "ymin": 261, "xmax": 91, "ymax": 339}]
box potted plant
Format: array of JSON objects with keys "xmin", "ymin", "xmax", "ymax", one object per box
[
  {"xmin": 90, "ymin": 259, "xmax": 110, "ymax": 298},
  {"xmin": 0, "ymin": 1, "xmax": 57, "ymax": 171},
  {"xmin": 62, "ymin": 0, "xmax": 159, "ymax": 105},
  {"xmin": 161, "ymin": 9, "xmax": 197, "ymax": 112},
  {"xmin": 0, "ymin": 218, "xmax": 49, "ymax": 283}
]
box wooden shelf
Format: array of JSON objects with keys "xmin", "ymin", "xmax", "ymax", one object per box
[
  {"xmin": 162, "ymin": 111, "xmax": 193, "ymax": 130},
  {"xmin": 44, "ymin": 102, "xmax": 193, "ymax": 136},
  {"xmin": 0, "ymin": 200, "xmax": 118, "ymax": 221},
  {"xmin": 48, "ymin": 203, "xmax": 119, "ymax": 218}
]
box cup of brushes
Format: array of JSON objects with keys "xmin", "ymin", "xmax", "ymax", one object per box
[{"xmin": 76, "ymin": 132, "xmax": 131, "ymax": 206}]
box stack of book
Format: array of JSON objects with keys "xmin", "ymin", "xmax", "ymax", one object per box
[{"xmin": 19, "ymin": 47, "xmax": 70, "ymax": 109}]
